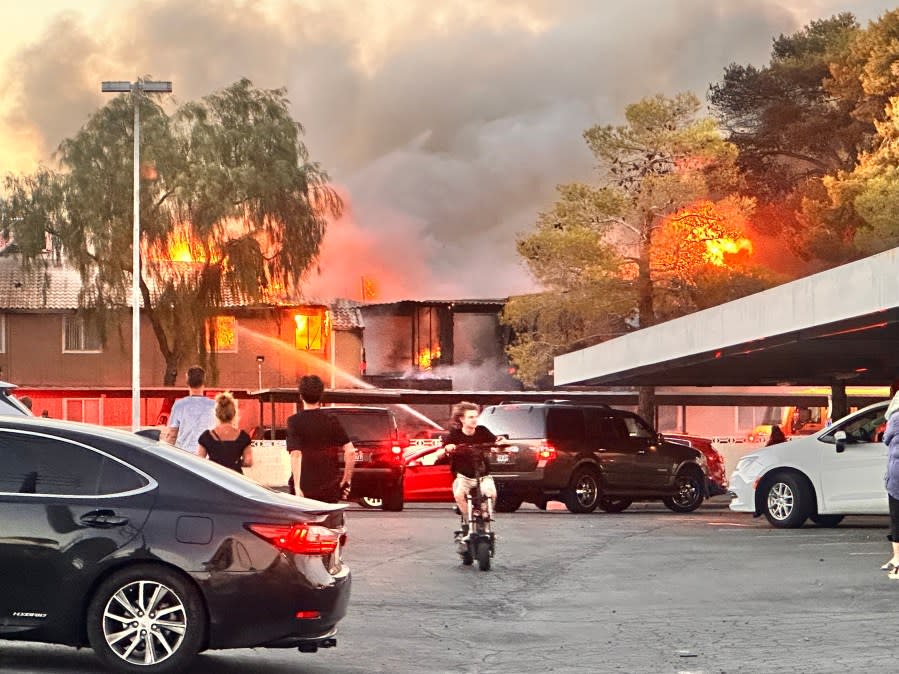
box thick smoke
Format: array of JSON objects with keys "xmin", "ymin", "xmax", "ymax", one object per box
[{"xmin": 0, "ymin": 0, "xmax": 893, "ymax": 299}]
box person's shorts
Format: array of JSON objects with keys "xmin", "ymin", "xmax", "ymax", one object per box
[{"xmin": 453, "ymin": 474, "xmax": 496, "ymax": 500}]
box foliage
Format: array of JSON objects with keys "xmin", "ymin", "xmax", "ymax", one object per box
[
  {"xmin": 2, "ymin": 78, "xmax": 340, "ymax": 384},
  {"xmin": 505, "ymin": 93, "xmax": 768, "ymax": 391},
  {"xmin": 709, "ymin": 14, "xmax": 866, "ymax": 202},
  {"xmin": 801, "ymin": 10, "xmax": 899, "ymax": 257}
]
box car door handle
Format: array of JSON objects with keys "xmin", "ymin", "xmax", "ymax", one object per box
[{"xmin": 80, "ymin": 510, "xmax": 130, "ymax": 528}]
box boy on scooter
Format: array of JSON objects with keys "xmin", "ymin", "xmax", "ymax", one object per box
[{"xmin": 438, "ymin": 401, "xmax": 499, "ymax": 540}]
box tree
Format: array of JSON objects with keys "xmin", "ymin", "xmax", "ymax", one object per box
[
  {"xmin": 709, "ymin": 14, "xmax": 867, "ymax": 203},
  {"xmin": 807, "ymin": 10, "xmax": 899, "ymax": 256},
  {"xmin": 2, "ymin": 78, "xmax": 340, "ymax": 384},
  {"xmin": 505, "ymin": 93, "xmax": 765, "ymax": 419}
]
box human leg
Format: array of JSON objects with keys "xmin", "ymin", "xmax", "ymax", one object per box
[{"xmin": 886, "ymin": 495, "xmax": 899, "ymax": 573}]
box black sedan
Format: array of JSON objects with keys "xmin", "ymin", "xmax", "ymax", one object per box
[{"xmin": 0, "ymin": 417, "xmax": 350, "ymax": 672}]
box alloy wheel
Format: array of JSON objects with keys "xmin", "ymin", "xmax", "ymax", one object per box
[
  {"xmin": 767, "ymin": 481, "xmax": 795, "ymax": 521},
  {"xmin": 101, "ymin": 579, "xmax": 188, "ymax": 666}
]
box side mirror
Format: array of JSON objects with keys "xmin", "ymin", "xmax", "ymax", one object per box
[
  {"xmin": 407, "ymin": 459, "xmax": 420, "ymax": 467},
  {"xmin": 834, "ymin": 430, "xmax": 847, "ymax": 454}
]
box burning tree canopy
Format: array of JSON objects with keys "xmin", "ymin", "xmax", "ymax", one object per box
[
  {"xmin": 504, "ymin": 92, "xmax": 776, "ymax": 407},
  {"xmin": 2, "ymin": 78, "xmax": 340, "ymax": 384}
]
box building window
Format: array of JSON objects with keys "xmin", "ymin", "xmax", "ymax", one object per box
[
  {"xmin": 63, "ymin": 315, "xmax": 102, "ymax": 353},
  {"xmin": 210, "ymin": 316, "xmax": 237, "ymax": 353},
  {"xmin": 294, "ymin": 309, "xmax": 325, "ymax": 351},
  {"xmin": 65, "ymin": 398, "xmax": 102, "ymax": 424},
  {"xmin": 0, "ymin": 314, "xmax": 6, "ymax": 354}
]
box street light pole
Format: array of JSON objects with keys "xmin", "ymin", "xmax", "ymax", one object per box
[{"xmin": 101, "ymin": 79, "xmax": 172, "ymax": 431}]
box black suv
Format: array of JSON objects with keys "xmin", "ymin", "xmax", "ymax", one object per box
[
  {"xmin": 479, "ymin": 401, "xmax": 708, "ymax": 514},
  {"xmin": 329, "ymin": 406, "xmax": 406, "ymax": 511}
]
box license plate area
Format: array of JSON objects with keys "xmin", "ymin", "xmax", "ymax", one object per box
[{"xmin": 354, "ymin": 451, "xmax": 371, "ymax": 463}]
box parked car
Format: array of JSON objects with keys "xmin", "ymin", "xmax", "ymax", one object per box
[
  {"xmin": 403, "ymin": 442, "xmax": 454, "ymax": 502},
  {"xmin": 0, "ymin": 381, "xmax": 33, "ymax": 416},
  {"xmin": 663, "ymin": 433, "xmax": 728, "ymax": 496},
  {"xmin": 250, "ymin": 407, "xmax": 406, "ymax": 510},
  {"xmin": 478, "ymin": 401, "xmax": 709, "ymax": 514},
  {"xmin": 0, "ymin": 416, "xmax": 350, "ymax": 672},
  {"xmin": 730, "ymin": 400, "xmax": 890, "ymax": 528},
  {"xmin": 329, "ymin": 406, "xmax": 406, "ymax": 511}
]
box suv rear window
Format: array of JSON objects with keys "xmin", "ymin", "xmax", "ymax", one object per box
[
  {"xmin": 480, "ymin": 406, "xmax": 547, "ymax": 439},
  {"xmin": 329, "ymin": 411, "xmax": 393, "ymax": 443}
]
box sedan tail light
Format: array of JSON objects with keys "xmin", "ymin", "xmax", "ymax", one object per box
[
  {"xmin": 536, "ymin": 442, "xmax": 557, "ymax": 468},
  {"xmin": 247, "ymin": 523, "xmax": 341, "ymax": 555}
]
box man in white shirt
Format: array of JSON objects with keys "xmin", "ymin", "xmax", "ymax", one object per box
[{"xmin": 163, "ymin": 366, "xmax": 215, "ymax": 453}]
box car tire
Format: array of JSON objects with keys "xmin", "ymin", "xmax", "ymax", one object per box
[
  {"xmin": 495, "ymin": 495, "xmax": 523, "ymax": 513},
  {"xmin": 476, "ymin": 540, "xmax": 491, "ymax": 571},
  {"xmin": 762, "ymin": 472, "xmax": 810, "ymax": 528},
  {"xmin": 809, "ymin": 513, "xmax": 844, "ymax": 527},
  {"xmin": 86, "ymin": 564, "xmax": 206, "ymax": 674},
  {"xmin": 597, "ymin": 497, "xmax": 632, "ymax": 513},
  {"xmin": 358, "ymin": 496, "xmax": 382, "ymax": 508},
  {"xmin": 662, "ymin": 472, "xmax": 705, "ymax": 513},
  {"xmin": 563, "ymin": 467, "xmax": 600, "ymax": 513},
  {"xmin": 381, "ymin": 479, "xmax": 404, "ymax": 511}
]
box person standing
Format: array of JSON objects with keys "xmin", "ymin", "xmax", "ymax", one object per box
[
  {"xmin": 197, "ymin": 392, "xmax": 253, "ymax": 473},
  {"xmin": 883, "ymin": 388, "xmax": 899, "ymax": 576},
  {"xmin": 286, "ymin": 375, "xmax": 355, "ymax": 502},
  {"xmin": 163, "ymin": 366, "xmax": 215, "ymax": 453}
]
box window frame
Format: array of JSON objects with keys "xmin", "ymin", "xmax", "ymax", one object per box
[
  {"xmin": 0, "ymin": 429, "xmax": 156, "ymax": 498},
  {"xmin": 62, "ymin": 315, "xmax": 102, "ymax": 354}
]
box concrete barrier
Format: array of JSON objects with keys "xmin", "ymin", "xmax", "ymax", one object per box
[{"xmin": 243, "ymin": 440, "xmax": 290, "ymax": 488}]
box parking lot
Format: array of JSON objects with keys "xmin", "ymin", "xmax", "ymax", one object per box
[{"xmin": 4, "ymin": 498, "xmax": 899, "ymax": 674}]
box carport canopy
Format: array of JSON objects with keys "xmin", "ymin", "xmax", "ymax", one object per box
[{"xmin": 554, "ymin": 246, "xmax": 899, "ymax": 388}]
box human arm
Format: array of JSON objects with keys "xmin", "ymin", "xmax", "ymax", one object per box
[
  {"xmin": 290, "ymin": 450, "xmax": 303, "ymax": 497},
  {"xmin": 162, "ymin": 426, "xmax": 178, "ymax": 445},
  {"xmin": 240, "ymin": 432, "xmax": 253, "ymax": 467},
  {"xmin": 885, "ymin": 415, "xmax": 899, "ymax": 447},
  {"xmin": 341, "ymin": 442, "xmax": 355, "ymax": 495}
]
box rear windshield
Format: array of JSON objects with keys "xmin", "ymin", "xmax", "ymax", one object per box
[
  {"xmin": 480, "ymin": 406, "xmax": 547, "ymax": 439},
  {"xmin": 330, "ymin": 411, "xmax": 392, "ymax": 443}
]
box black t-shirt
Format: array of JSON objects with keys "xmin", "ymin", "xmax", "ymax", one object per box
[
  {"xmin": 198, "ymin": 429, "xmax": 252, "ymax": 473},
  {"xmin": 443, "ymin": 425, "xmax": 496, "ymax": 478},
  {"xmin": 286, "ymin": 409, "xmax": 351, "ymax": 496}
]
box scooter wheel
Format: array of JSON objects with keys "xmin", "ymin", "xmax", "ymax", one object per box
[
  {"xmin": 461, "ymin": 550, "xmax": 473, "ymax": 566},
  {"xmin": 476, "ymin": 540, "xmax": 491, "ymax": 571}
]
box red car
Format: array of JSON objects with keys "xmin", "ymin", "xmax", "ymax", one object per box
[
  {"xmin": 662, "ymin": 433, "xmax": 728, "ymax": 496},
  {"xmin": 403, "ymin": 441, "xmax": 454, "ymax": 502},
  {"xmin": 357, "ymin": 439, "xmax": 454, "ymax": 507}
]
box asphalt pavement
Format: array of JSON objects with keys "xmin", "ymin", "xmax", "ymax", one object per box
[{"xmin": 3, "ymin": 498, "xmax": 898, "ymax": 673}]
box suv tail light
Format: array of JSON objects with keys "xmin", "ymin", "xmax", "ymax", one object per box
[
  {"xmin": 247, "ymin": 523, "xmax": 341, "ymax": 555},
  {"xmin": 536, "ymin": 442, "xmax": 557, "ymax": 468}
]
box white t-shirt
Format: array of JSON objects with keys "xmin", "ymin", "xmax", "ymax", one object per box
[{"xmin": 168, "ymin": 395, "xmax": 216, "ymax": 453}]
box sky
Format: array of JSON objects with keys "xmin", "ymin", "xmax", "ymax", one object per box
[{"xmin": 0, "ymin": 0, "xmax": 896, "ymax": 301}]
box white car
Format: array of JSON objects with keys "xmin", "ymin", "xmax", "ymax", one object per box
[{"xmin": 730, "ymin": 400, "xmax": 889, "ymax": 528}]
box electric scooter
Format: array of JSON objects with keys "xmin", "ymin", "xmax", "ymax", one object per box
[{"xmin": 453, "ymin": 444, "xmax": 496, "ymax": 571}]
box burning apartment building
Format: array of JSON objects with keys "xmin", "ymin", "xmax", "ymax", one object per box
[{"xmin": 358, "ymin": 299, "xmax": 520, "ymax": 391}]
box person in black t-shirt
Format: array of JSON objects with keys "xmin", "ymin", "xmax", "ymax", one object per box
[
  {"xmin": 286, "ymin": 375, "xmax": 356, "ymax": 503},
  {"xmin": 437, "ymin": 401, "xmax": 500, "ymax": 535}
]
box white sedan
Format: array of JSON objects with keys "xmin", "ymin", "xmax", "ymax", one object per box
[{"xmin": 730, "ymin": 401, "xmax": 889, "ymax": 528}]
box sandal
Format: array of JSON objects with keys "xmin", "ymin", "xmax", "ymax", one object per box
[
  {"xmin": 888, "ymin": 567, "xmax": 899, "ymax": 579},
  {"xmin": 882, "ymin": 561, "xmax": 899, "ymax": 571}
]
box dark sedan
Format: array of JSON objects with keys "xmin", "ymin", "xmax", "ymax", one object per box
[{"xmin": 0, "ymin": 417, "xmax": 350, "ymax": 672}]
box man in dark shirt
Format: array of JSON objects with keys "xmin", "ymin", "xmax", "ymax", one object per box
[
  {"xmin": 286, "ymin": 375, "xmax": 355, "ymax": 503},
  {"xmin": 439, "ymin": 401, "xmax": 500, "ymax": 535}
]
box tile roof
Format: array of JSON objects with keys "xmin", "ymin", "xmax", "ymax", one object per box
[{"xmin": 0, "ymin": 255, "xmax": 365, "ymax": 330}]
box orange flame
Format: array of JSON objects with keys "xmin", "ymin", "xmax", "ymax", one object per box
[{"xmin": 418, "ymin": 347, "xmax": 441, "ymax": 369}]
